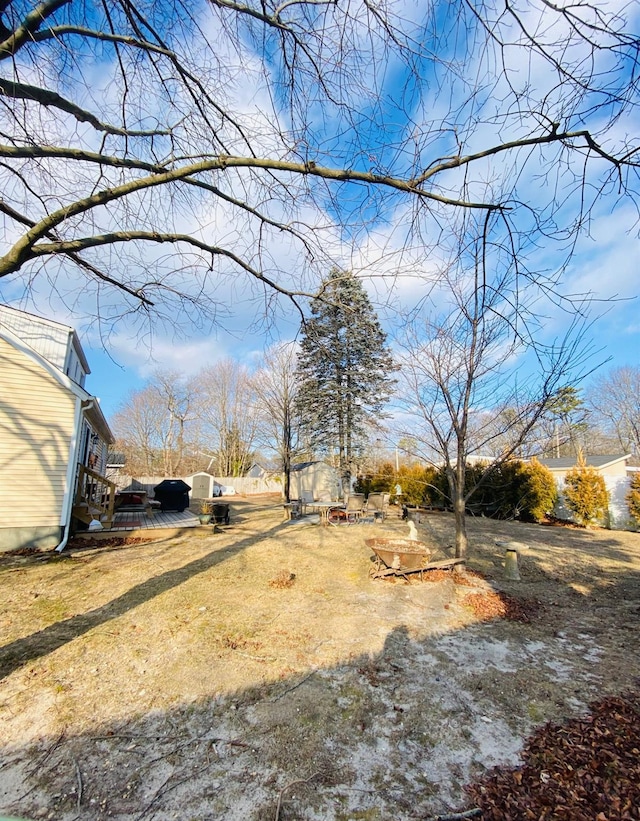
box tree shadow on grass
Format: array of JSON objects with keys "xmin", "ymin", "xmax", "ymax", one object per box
[
  {"xmin": 2, "ymin": 578, "xmax": 640, "ymax": 821},
  {"xmin": 2, "ymin": 509, "xmax": 640, "ymax": 820},
  {"xmin": 0, "ymin": 522, "xmax": 282, "ymax": 681}
]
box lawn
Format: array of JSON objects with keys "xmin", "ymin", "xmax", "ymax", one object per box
[{"xmin": 1, "ymin": 497, "xmax": 639, "ymax": 820}]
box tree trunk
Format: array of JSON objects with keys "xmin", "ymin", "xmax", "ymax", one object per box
[
  {"xmin": 284, "ymin": 468, "xmax": 291, "ymax": 502},
  {"xmin": 282, "ymin": 408, "xmax": 292, "ymax": 502},
  {"xmin": 283, "ymin": 447, "xmax": 291, "ymax": 502},
  {"xmin": 453, "ymin": 494, "xmax": 468, "ymax": 559},
  {"xmin": 450, "ymin": 463, "xmax": 468, "ymax": 560}
]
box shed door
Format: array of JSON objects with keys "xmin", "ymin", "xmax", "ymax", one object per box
[{"xmin": 191, "ymin": 474, "xmax": 210, "ymax": 499}]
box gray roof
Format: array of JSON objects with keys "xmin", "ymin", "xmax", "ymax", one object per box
[
  {"xmin": 291, "ymin": 461, "xmax": 332, "ymax": 472},
  {"xmin": 536, "ymin": 454, "xmax": 630, "ymax": 470}
]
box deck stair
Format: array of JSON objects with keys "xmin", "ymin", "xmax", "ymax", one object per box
[{"xmin": 72, "ymin": 464, "xmax": 116, "ymax": 527}]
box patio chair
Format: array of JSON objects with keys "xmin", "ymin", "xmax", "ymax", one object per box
[
  {"xmin": 344, "ymin": 493, "xmax": 366, "ymax": 523},
  {"xmin": 364, "ymin": 492, "xmax": 389, "ymax": 522},
  {"xmin": 299, "ymin": 490, "xmax": 315, "ymax": 515}
]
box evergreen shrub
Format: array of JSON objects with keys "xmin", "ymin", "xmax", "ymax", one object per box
[
  {"xmin": 354, "ymin": 461, "xmax": 448, "ymax": 508},
  {"xmin": 626, "ymin": 472, "xmax": 640, "ymax": 525},
  {"xmin": 396, "ymin": 464, "xmax": 447, "ymax": 507},
  {"xmin": 563, "ymin": 461, "xmax": 609, "ymax": 526},
  {"xmin": 518, "ymin": 459, "xmax": 558, "ymax": 522},
  {"xmin": 354, "ymin": 461, "xmax": 396, "ymax": 496},
  {"xmin": 463, "ymin": 459, "xmax": 556, "ymax": 521},
  {"xmin": 356, "ymin": 457, "xmax": 556, "ymax": 522}
]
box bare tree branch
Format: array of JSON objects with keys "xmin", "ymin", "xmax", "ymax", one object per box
[
  {"xmin": 0, "ymin": 0, "xmax": 637, "ymax": 334},
  {"xmin": 0, "ymin": 0, "xmax": 69, "ymax": 58},
  {"xmin": 0, "ymin": 142, "xmax": 164, "ymax": 172},
  {"xmin": 0, "ymin": 78, "xmax": 170, "ymax": 137},
  {"xmin": 28, "ymin": 229, "xmax": 306, "ymax": 301}
]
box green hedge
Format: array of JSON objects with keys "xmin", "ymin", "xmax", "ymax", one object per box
[
  {"xmin": 355, "ymin": 458, "xmax": 556, "ymax": 522},
  {"xmin": 463, "ymin": 459, "xmax": 557, "ymax": 522}
]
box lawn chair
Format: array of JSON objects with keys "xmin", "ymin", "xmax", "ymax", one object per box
[
  {"xmin": 365, "ymin": 492, "xmax": 389, "ymax": 522},
  {"xmin": 344, "ymin": 493, "xmax": 366, "ymax": 523},
  {"xmin": 299, "ymin": 490, "xmax": 315, "ymax": 515}
]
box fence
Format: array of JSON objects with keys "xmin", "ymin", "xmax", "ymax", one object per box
[
  {"xmin": 214, "ymin": 476, "xmax": 282, "ymax": 495},
  {"xmin": 553, "ymin": 474, "xmax": 635, "ymax": 530},
  {"xmin": 111, "ymin": 473, "xmax": 282, "ymax": 497}
]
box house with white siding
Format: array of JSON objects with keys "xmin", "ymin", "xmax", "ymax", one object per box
[
  {"xmin": 0, "ymin": 306, "xmax": 115, "ymax": 551},
  {"xmin": 536, "ymin": 454, "xmax": 632, "ymax": 529}
]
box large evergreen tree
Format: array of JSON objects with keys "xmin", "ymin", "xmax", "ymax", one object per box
[{"xmin": 296, "ymin": 271, "xmax": 396, "ymax": 484}]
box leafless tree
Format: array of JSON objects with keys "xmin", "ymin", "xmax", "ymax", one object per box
[
  {"xmin": 153, "ymin": 370, "xmax": 197, "ymax": 473},
  {"xmin": 586, "ymin": 366, "xmax": 640, "ymax": 455},
  {"xmin": 111, "ymin": 388, "xmax": 166, "ymax": 475},
  {"xmin": 197, "ymin": 358, "xmax": 259, "ymax": 476},
  {"xmin": 111, "ymin": 369, "xmax": 198, "ymax": 475},
  {"xmin": 0, "ymin": 1, "xmax": 638, "ymax": 339},
  {"xmin": 480, "ymin": 386, "xmax": 591, "ymax": 459},
  {"xmin": 394, "ymin": 214, "xmax": 595, "ymax": 559},
  {"xmin": 251, "ymin": 341, "xmax": 302, "ymax": 500}
]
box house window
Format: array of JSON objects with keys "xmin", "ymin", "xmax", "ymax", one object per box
[{"xmin": 80, "ymin": 422, "xmax": 91, "ymax": 466}]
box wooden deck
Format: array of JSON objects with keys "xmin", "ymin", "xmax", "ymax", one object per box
[{"xmin": 106, "ymin": 509, "xmax": 201, "ymax": 532}]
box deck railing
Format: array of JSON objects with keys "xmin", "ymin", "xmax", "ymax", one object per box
[{"xmin": 74, "ymin": 464, "xmax": 116, "ymax": 525}]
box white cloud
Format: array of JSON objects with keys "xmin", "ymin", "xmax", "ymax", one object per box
[{"xmin": 2, "ymin": 0, "xmax": 639, "ymax": 419}]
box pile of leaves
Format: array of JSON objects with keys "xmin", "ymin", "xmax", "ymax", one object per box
[
  {"xmin": 420, "ymin": 569, "xmax": 454, "ymax": 583},
  {"xmin": 66, "ymin": 536, "xmax": 153, "ymax": 549},
  {"xmin": 269, "ymin": 570, "xmax": 297, "ymax": 589},
  {"xmin": 539, "ymin": 515, "xmax": 587, "ymax": 529},
  {"xmin": 453, "ymin": 570, "xmax": 541, "ymax": 623},
  {"xmin": 388, "ymin": 566, "xmax": 540, "ymax": 623},
  {"xmin": 4, "ymin": 547, "xmax": 41, "ymax": 557},
  {"xmin": 454, "ymin": 568, "xmax": 494, "ymax": 587},
  {"xmin": 460, "ymin": 589, "xmax": 541, "ymax": 623},
  {"xmin": 467, "ymin": 691, "xmax": 640, "ymax": 819}
]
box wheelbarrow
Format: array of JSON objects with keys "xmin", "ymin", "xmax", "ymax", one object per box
[{"xmin": 365, "ymin": 538, "xmax": 465, "ymax": 580}]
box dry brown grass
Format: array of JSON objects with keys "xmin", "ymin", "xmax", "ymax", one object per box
[{"xmin": 1, "ymin": 497, "xmax": 639, "ymax": 821}]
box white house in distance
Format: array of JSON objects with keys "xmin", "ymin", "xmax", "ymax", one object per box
[
  {"xmin": 0, "ymin": 305, "xmax": 115, "ymax": 551},
  {"xmin": 536, "ymin": 454, "xmax": 632, "ymax": 529}
]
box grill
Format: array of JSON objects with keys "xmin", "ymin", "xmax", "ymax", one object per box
[{"xmin": 153, "ymin": 479, "xmax": 191, "ymax": 512}]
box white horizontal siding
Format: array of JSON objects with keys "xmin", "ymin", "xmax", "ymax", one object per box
[
  {"xmin": 0, "ymin": 306, "xmax": 70, "ymax": 370},
  {"xmin": 0, "ymin": 338, "xmax": 77, "ymax": 528}
]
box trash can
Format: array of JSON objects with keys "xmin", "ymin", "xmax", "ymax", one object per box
[
  {"xmin": 211, "ymin": 503, "xmax": 230, "ymax": 524},
  {"xmin": 153, "ymin": 479, "xmax": 191, "ymax": 512}
]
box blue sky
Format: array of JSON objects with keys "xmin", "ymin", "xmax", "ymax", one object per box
[
  {"xmin": 82, "ymin": 222, "xmax": 637, "ymax": 424},
  {"xmin": 1, "ymin": 0, "xmax": 638, "ymax": 425}
]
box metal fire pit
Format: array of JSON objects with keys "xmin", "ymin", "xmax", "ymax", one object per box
[{"xmin": 365, "ymin": 537, "xmax": 432, "ymax": 578}]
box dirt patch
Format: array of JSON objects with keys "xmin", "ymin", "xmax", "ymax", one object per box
[{"xmin": 0, "ymin": 498, "xmax": 639, "ymax": 820}]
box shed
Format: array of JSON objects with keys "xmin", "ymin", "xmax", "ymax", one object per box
[
  {"xmin": 537, "ymin": 454, "xmax": 631, "ymax": 478},
  {"xmin": 246, "ymin": 463, "xmax": 268, "ymax": 478},
  {"xmin": 289, "ymin": 461, "xmax": 342, "ymax": 502},
  {"xmin": 107, "ymin": 451, "xmax": 126, "ymax": 470},
  {"xmin": 185, "ymin": 472, "xmax": 222, "ymax": 500}
]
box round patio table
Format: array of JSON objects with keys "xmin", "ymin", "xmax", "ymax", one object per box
[{"xmin": 310, "ymin": 501, "xmax": 345, "ymax": 526}]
